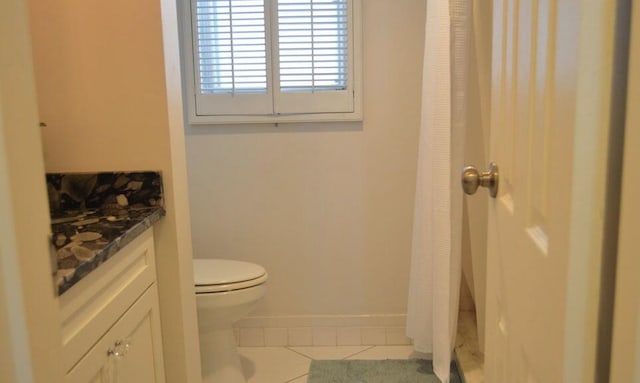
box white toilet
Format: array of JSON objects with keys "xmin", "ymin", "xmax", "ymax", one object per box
[{"xmin": 193, "ymin": 259, "xmax": 268, "ymax": 383}]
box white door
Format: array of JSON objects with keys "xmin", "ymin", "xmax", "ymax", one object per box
[{"xmin": 483, "ymin": 1, "xmax": 625, "ymax": 382}]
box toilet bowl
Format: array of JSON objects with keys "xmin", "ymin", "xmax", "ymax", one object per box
[{"xmin": 194, "ymin": 259, "xmax": 268, "ymax": 383}]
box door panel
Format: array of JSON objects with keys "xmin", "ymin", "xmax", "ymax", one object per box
[
  {"xmin": 484, "ymin": 0, "xmax": 614, "ymax": 382},
  {"xmin": 485, "ymin": 0, "xmax": 629, "ymax": 380}
]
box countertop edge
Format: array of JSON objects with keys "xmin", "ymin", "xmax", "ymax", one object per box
[{"xmin": 56, "ymin": 207, "xmax": 165, "ymax": 295}]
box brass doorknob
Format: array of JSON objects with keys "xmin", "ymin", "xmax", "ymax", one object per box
[{"xmin": 462, "ymin": 162, "xmax": 499, "ymax": 198}]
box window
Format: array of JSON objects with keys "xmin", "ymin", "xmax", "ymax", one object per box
[{"xmin": 182, "ymin": 0, "xmax": 362, "ymax": 124}]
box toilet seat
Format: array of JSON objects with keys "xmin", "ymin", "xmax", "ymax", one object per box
[{"xmin": 194, "ymin": 259, "xmax": 268, "ymax": 294}]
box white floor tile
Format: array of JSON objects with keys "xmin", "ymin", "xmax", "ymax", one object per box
[
  {"xmin": 289, "ymin": 346, "xmax": 372, "ymax": 360},
  {"xmin": 346, "ymin": 345, "xmax": 427, "ymax": 360},
  {"xmin": 455, "ymin": 310, "xmax": 484, "ymax": 383},
  {"xmin": 238, "ymin": 347, "xmax": 311, "ymax": 383},
  {"xmin": 285, "ymin": 374, "xmax": 308, "ymax": 383}
]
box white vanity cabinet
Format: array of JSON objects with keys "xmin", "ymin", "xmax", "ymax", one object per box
[{"xmin": 59, "ymin": 229, "xmax": 166, "ymax": 383}]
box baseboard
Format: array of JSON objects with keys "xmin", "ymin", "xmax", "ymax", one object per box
[{"xmin": 233, "ymin": 314, "xmax": 412, "ymax": 347}]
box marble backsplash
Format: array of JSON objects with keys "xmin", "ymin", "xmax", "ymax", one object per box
[{"xmin": 46, "ymin": 171, "xmax": 164, "ymax": 214}]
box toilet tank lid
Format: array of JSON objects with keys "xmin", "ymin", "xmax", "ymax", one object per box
[{"xmin": 193, "ymin": 259, "xmax": 267, "ymax": 285}]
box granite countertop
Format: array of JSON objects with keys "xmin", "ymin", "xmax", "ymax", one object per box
[{"xmin": 47, "ymin": 172, "xmax": 165, "ymax": 295}]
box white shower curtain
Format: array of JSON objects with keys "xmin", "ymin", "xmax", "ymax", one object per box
[{"xmin": 406, "ymin": 0, "xmax": 470, "ymax": 382}]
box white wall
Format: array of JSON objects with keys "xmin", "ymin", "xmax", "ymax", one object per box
[
  {"xmin": 27, "ymin": 0, "xmax": 202, "ymax": 381},
  {"xmin": 186, "ymin": 0, "xmax": 426, "ymax": 317}
]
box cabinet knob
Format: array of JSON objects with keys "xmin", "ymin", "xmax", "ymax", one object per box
[{"xmin": 107, "ymin": 339, "xmax": 132, "ymax": 359}]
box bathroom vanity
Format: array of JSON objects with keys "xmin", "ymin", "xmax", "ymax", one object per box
[{"xmin": 49, "ymin": 172, "xmax": 167, "ymax": 383}]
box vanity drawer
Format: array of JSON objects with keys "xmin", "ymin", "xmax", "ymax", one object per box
[{"xmin": 59, "ymin": 228, "xmax": 157, "ymax": 373}]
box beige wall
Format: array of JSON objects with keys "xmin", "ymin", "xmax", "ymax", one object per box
[
  {"xmin": 185, "ymin": 0, "xmax": 425, "ymax": 316},
  {"xmin": 27, "ymin": 0, "xmax": 202, "ymax": 381},
  {"xmin": 30, "ymin": 0, "xmax": 170, "ymax": 172}
]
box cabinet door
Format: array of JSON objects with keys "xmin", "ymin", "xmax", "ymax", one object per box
[
  {"xmin": 60, "ymin": 229, "xmax": 157, "ymax": 374},
  {"xmin": 66, "ymin": 285, "xmax": 166, "ymax": 383},
  {"xmin": 114, "ymin": 303, "xmax": 161, "ymax": 383}
]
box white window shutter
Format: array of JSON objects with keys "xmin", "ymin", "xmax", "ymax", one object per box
[
  {"xmin": 192, "ymin": 0, "xmax": 274, "ymax": 115},
  {"xmin": 184, "ymin": 0, "xmax": 360, "ymax": 122},
  {"xmin": 273, "ymin": 0, "xmax": 354, "ymax": 114}
]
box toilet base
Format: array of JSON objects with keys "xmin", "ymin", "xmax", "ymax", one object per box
[{"xmin": 200, "ymin": 326, "xmax": 246, "ymax": 383}]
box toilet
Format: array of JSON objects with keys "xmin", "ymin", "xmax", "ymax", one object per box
[{"xmin": 193, "ymin": 259, "xmax": 268, "ymax": 383}]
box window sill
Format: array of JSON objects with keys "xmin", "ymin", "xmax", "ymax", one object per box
[{"xmin": 188, "ymin": 110, "xmax": 363, "ymax": 125}]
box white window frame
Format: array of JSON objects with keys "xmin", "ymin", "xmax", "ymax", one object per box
[{"xmin": 180, "ymin": 0, "xmax": 363, "ymax": 125}]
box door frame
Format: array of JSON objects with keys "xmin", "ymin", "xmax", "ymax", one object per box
[
  {"xmin": 609, "ymin": 1, "xmax": 640, "ymax": 381},
  {"xmin": 484, "ymin": 0, "xmax": 630, "ymax": 381},
  {"xmin": 560, "ymin": 1, "xmax": 629, "ymax": 382},
  {"xmin": 0, "ymin": 0, "xmax": 64, "ymax": 381}
]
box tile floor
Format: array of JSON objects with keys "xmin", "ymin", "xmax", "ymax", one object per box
[
  {"xmin": 238, "ymin": 345, "xmax": 427, "ymax": 383},
  {"xmin": 455, "ymin": 311, "xmax": 484, "ymax": 383},
  {"xmin": 237, "ymin": 310, "xmax": 485, "ymax": 383}
]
